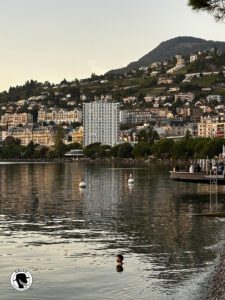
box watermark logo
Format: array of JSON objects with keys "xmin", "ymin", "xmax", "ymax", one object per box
[{"xmin": 10, "ymin": 269, "xmax": 32, "ymax": 291}]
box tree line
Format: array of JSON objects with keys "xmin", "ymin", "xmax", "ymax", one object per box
[
  {"xmin": 1, "ymin": 134, "xmax": 225, "ymax": 161},
  {"xmin": 81, "ymin": 136, "xmax": 225, "ymax": 160}
]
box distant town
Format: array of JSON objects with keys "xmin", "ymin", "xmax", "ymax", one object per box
[{"xmin": 1, "ymin": 47, "xmax": 225, "ymax": 159}]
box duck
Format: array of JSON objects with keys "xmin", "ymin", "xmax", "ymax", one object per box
[{"xmin": 128, "ymin": 173, "xmax": 134, "ymax": 184}]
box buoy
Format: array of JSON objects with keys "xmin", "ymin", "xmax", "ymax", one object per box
[
  {"xmin": 79, "ymin": 178, "xmax": 86, "ymax": 188},
  {"xmin": 128, "ymin": 173, "xmax": 134, "ymax": 184}
]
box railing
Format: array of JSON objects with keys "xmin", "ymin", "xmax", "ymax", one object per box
[{"xmin": 209, "ymin": 169, "xmax": 218, "ymax": 211}]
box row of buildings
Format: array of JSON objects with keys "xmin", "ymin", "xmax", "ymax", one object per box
[
  {"xmin": 1, "ymin": 101, "xmax": 225, "ymax": 147},
  {"xmin": 0, "ymin": 107, "xmax": 82, "ymax": 127}
]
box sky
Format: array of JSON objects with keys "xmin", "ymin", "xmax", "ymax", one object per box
[{"xmin": 0, "ymin": 0, "xmax": 225, "ymax": 92}]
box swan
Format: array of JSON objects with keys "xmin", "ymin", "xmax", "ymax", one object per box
[
  {"xmin": 128, "ymin": 173, "xmax": 134, "ymax": 184},
  {"xmin": 79, "ymin": 178, "xmax": 86, "ymax": 188}
]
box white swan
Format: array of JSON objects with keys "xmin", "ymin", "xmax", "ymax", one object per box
[
  {"xmin": 79, "ymin": 178, "xmax": 86, "ymax": 188},
  {"xmin": 128, "ymin": 173, "xmax": 134, "ymax": 184}
]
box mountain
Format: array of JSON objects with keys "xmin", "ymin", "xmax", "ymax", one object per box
[{"xmin": 107, "ymin": 36, "xmax": 225, "ymax": 75}]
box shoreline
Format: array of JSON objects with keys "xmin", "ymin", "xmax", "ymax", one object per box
[
  {"xmin": 207, "ymin": 246, "xmax": 225, "ymax": 299},
  {"xmin": 0, "ymin": 157, "xmax": 167, "ymax": 164}
]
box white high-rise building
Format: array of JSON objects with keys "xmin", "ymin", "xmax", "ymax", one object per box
[{"xmin": 83, "ymin": 101, "xmax": 119, "ymax": 147}]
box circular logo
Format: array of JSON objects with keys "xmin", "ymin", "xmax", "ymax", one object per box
[{"xmin": 10, "ymin": 269, "xmax": 32, "ymax": 291}]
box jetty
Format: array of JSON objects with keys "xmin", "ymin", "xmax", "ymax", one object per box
[{"xmin": 169, "ymin": 171, "xmax": 225, "ymax": 184}]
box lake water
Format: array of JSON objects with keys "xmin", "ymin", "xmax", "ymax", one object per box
[{"xmin": 0, "ymin": 161, "xmax": 225, "ymax": 300}]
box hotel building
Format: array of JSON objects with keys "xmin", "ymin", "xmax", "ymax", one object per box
[
  {"xmin": 0, "ymin": 113, "xmax": 33, "ymax": 127},
  {"xmin": 38, "ymin": 107, "xmax": 82, "ymax": 124}
]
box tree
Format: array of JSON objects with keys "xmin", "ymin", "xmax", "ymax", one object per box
[
  {"xmin": 3, "ymin": 136, "xmax": 21, "ymax": 146},
  {"xmin": 132, "ymin": 142, "xmax": 152, "ymax": 158},
  {"xmin": 66, "ymin": 142, "xmax": 82, "ymax": 151},
  {"xmin": 171, "ymin": 141, "xmax": 189, "ymax": 159},
  {"xmin": 83, "ymin": 143, "xmax": 110, "ymax": 159},
  {"xmin": 188, "ymin": 0, "xmax": 225, "ymax": 21},
  {"xmin": 137, "ymin": 128, "xmax": 159, "ymax": 144},
  {"xmin": 39, "ymin": 146, "xmax": 49, "ymax": 158},
  {"xmin": 24, "ymin": 141, "xmax": 35, "ymax": 158},
  {"xmin": 151, "ymin": 139, "xmax": 175, "ymax": 158},
  {"xmin": 2, "ymin": 145, "xmax": 25, "ymax": 159},
  {"xmin": 54, "ymin": 126, "xmax": 66, "ymax": 157},
  {"xmin": 111, "ymin": 144, "xmax": 120, "ymax": 157},
  {"xmin": 83, "ymin": 142, "xmax": 101, "ymax": 159},
  {"xmin": 30, "ymin": 107, "xmax": 39, "ymax": 123},
  {"xmin": 71, "ymin": 122, "xmax": 82, "ymax": 129},
  {"xmin": 120, "ymin": 124, "xmax": 131, "ymax": 130},
  {"xmin": 199, "ymin": 138, "xmax": 225, "ymax": 158},
  {"xmin": 184, "ymin": 129, "xmax": 192, "ymax": 140},
  {"xmin": 117, "ymin": 143, "xmax": 133, "ymax": 158}
]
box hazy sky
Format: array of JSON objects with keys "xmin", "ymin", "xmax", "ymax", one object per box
[{"xmin": 0, "ymin": 0, "xmax": 225, "ymax": 92}]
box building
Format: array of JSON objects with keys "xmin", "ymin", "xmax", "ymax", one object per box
[
  {"xmin": 120, "ymin": 108, "xmax": 170, "ymax": 125},
  {"xmin": 64, "ymin": 149, "xmax": 84, "ymax": 158},
  {"xmin": 176, "ymin": 107, "xmax": 203, "ymax": 122},
  {"xmin": 168, "ymin": 87, "xmax": 180, "ymax": 93},
  {"xmin": 157, "ymin": 77, "xmax": 173, "ymax": 85},
  {"xmin": 0, "ymin": 113, "xmax": 33, "ymax": 127},
  {"xmin": 144, "ymin": 95, "xmax": 155, "ymax": 103},
  {"xmin": 175, "ymin": 93, "xmax": 195, "ymax": 102},
  {"xmin": 2, "ymin": 126, "xmax": 56, "ymax": 146},
  {"xmin": 38, "ymin": 107, "xmax": 82, "ymax": 124},
  {"xmin": 154, "ymin": 120, "xmax": 196, "ymax": 137},
  {"xmin": 83, "ymin": 101, "xmax": 119, "ymax": 147},
  {"xmin": 167, "ymin": 56, "xmax": 185, "ymax": 74},
  {"xmin": 119, "ymin": 110, "xmax": 129, "ymax": 124},
  {"xmin": 122, "ymin": 96, "xmax": 136, "ymax": 104},
  {"xmin": 206, "ymin": 95, "xmax": 222, "ymax": 103},
  {"xmin": 122, "ymin": 109, "xmax": 155, "ymax": 124},
  {"xmin": 190, "ymin": 54, "xmax": 198, "ymax": 62},
  {"xmin": 198, "ymin": 117, "xmax": 225, "ymax": 138},
  {"xmin": 71, "ymin": 126, "xmax": 84, "ymax": 145}
]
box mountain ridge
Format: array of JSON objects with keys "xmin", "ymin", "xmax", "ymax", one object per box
[{"xmin": 106, "ymin": 36, "xmax": 225, "ymax": 75}]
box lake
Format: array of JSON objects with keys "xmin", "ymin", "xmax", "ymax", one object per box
[{"xmin": 0, "ymin": 161, "xmax": 225, "ymax": 300}]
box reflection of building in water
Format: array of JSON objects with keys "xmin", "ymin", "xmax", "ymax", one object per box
[
  {"xmin": 82, "ymin": 167, "xmax": 122, "ymax": 220},
  {"xmin": 0, "ymin": 164, "xmax": 58, "ymax": 216},
  {"xmin": 0, "ymin": 163, "xmax": 91, "ymax": 219}
]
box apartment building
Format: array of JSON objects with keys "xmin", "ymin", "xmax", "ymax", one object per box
[
  {"xmin": 83, "ymin": 101, "xmax": 119, "ymax": 147},
  {"xmin": 198, "ymin": 117, "xmax": 225, "ymax": 138}
]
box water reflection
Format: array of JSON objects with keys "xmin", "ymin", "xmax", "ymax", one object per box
[{"xmin": 0, "ymin": 162, "xmax": 224, "ymax": 299}]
